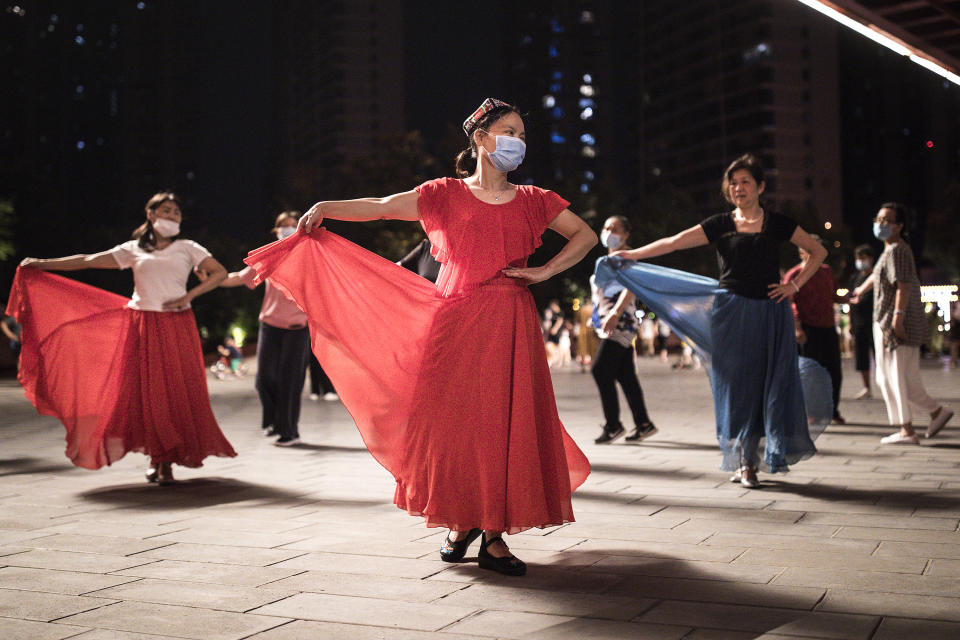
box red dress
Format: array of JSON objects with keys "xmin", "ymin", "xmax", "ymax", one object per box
[
  {"xmin": 7, "ymin": 266, "xmax": 236, "ymax": 471},
  {"xmin": 245, "ymin": 178, "xmax": 590, "ymax": 533}
]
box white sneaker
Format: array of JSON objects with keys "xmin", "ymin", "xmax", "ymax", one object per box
[
  {"xmin": 323, "ymin": 392, "xmax": 339, "ymax": 402},
  {"xmin": 309, "ymin": 393, "xmax": 320, "ymax": 401},
  {"xmin": 926, "ymin": 408, "xmax": 954, "ymax": 439},
  {"xmin": 273, "ymin": 437, "xmax": 301, "ymax": 447},
  {"xmin": 880, "ymin": 432, "xmax": 919, "ymax": 445},
  {"xmin": 854, "ymin": 387, "xmax": 871, "ymax": 400}
]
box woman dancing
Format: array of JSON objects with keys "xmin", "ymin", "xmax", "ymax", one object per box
[
  {"xmin": 245, "ymin": 98, "xmax": 595, "ymax": 575},
  {"xmin": 9, "ymin": 192, "xmax": 237, "ymax": 484},
  {"xmin": 612, "ymin": 154, "xmax": 827, "ymax": 488}
]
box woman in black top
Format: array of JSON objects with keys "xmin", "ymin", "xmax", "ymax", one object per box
[{"xmin": 613, "ymin": 154, "xmax": 827, "ymax": 487}]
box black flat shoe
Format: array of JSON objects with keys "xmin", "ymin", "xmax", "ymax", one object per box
[
  {"xmin": 594, "ymin": 423, "xmax": 625, "ymax": 445},
  {"xmin": 478, "ymin": 532, "xmax": 526, "ymax": 576},
  {"xmin": 439, "ymin": 528, "xmax": 481, "ymax": 563}
]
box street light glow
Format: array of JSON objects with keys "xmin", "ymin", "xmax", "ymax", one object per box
[{"xmin": 794, "ymin": 0, "xmax": 960, "ymax": 86}]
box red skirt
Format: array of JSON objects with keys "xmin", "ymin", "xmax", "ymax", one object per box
[
  {"xmin": 6, "ymin": 268, "xmax": 237, "ymax": 470},
  {"xmin": 246, "ymin": 230, "xmax": 590, "ymax": 533}
]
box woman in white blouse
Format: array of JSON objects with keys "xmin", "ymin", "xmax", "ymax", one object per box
[{"xmin": 13, "ymin": 192, "xmax": 237, "ymax": 484}]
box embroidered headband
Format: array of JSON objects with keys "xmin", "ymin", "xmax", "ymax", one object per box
[{"xmin": 462, "ymin": 98, "xmax": 511, "ymax": 135}]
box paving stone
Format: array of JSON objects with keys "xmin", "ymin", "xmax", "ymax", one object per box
[
  {"xmin": 587, "ymin": 556, "xmax": 783, "ymax": 584},
  {"xmin": 0, "ymin": 566, "xmax": 138, "ymax": 595},
  {"xmin": 129, "ymin": 542, "xmax": 306, "ymax": 566},
  {"xmin": 570, "ymin": 539, "xmax": 745, "ymax": 562},
  {"xmin": 250, "ymin": 592, "xmax": 477, "ymax": 631},
  {"xmin": 271, "ymin": 551, "xmax": 444, "ymax": 579},
  {"xmin": 0, "ymin": 618, "xmax": 88, "ymax": 640},
  {"xmin": 834, "ymin": 526, "xmax": 960, "ymax": 544},
  {"xmin": 657, "ymin": 507, "xmax": 805, "ymax": 524},
  {"xmin": 871, "ymin": 616, "xmax": 960, "ymax": 639},
  {"xmin": 703, "ymin": 532, "xmax": 878, "ymax": 554},
  {"xmin": 169, "ymin": 516, "xmax": 314, "ymax": 534},
  {"xmin": 1, "ymin": 549, "xmax": 155, "ymax": 574},
  {"xmin": 798, "ymin": 512, "xmax": 959, "ymax": 530},
  {"xmin": 774, "ymin": 567, "xmax": 959, "ymax": 596},
  {"xmin": 925, "ymin": 558, "xmax": 960, "ymax": 576},
  {"xmin": 606, "ymin": 576, "xmax": 825, "ymax": 610},
  {"xmin": 147, "ymin": 528, "xmax": 309, "ymax": 549},
  {"xmin": 671, "ymin": 519, "xmax": 839, "ymax": 537},
  {"xmin": 36, "ymin": 520, "xmax": 188, "ymax": 540},
  {"xmin": 428, "ymin": 564, "xmax": 623, "ymax": 593},
  {"xmin": 247, "ymin": 620, "xmax": 440, "ymax": 639},
  {"xmin": 762, "ymin": 611, "xmax": 880, "ymax": 639},
  {"xmin": 59, "ymin": 600, "xmax": 288, "ymax": 639},
  {"xmin": 875, "ymin": 540, "xmax": 960, "ymax": 560},
  {"xmin": 817, "ymin": 589, "xmax": 960, "ymax": 622},
  {"xmin": 68, "ymin": 631, "xmax": 186, "ymax": 639},
  {"xmin": 265, "ymin": 570, "xmax": 466, "ymax": 602},
  {"xmin": 681, "ymin": 631, "xmax": 756, "ymax": 640},
  {"xmin": 17, "ymin": 533, "xmax": 172, "ymax": 556},
  {"xmin": 434, "ymin": 583, "xmax": 656, "ymax": 620},
  {"xmin": 733, "ymin": 547, "xmax": 926, "ymax": 574},
  {"xmin": 0, "ymin": 587, "xmax": 114, "ymax": 621},
  {"xmin": 110, "ymin": 560, "xmax": 301, "ymax": 587},
  {"xmin": 0, "ymin": 529, "xmax": 53, "ymax": 545},
  {"xmin": 635, "ymin": 600, "xmax": 802, "ymax": 633},
  {"xmin": 442, "ymin": 609, "xmax": 689, "ymax": 639},
  {"xmin": 88, "ymin": 578, "xmax": 294, "ymax": 612}
]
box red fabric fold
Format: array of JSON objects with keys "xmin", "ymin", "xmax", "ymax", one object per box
[
  {"xmin": 244, "ymin": 229, "xmax": 589, "ymax": 533},
  {"xmin": 7, "ymin": 268, "xmax": 236, "ymax": 470}
]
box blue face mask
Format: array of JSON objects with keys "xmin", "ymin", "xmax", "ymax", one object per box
[
  {"xmin": 873, "ymin": 222, "xmax": 893, "ymax": 241},
  {"xmin": 481, "ymin": 131, "xmax": 526, "ymax": 172}
]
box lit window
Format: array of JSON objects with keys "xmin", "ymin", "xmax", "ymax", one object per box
[
  {"xmin": 583, "ymin": 74, "xmax": 592, "ymax": 84},
  {"xmin": 550, "ymin": 20, "xmax": 564, "ymax": 34},
  {"xmin": 584, "ymin": 170, "xmax": 595, "ymax": 181},
  {"xmin": 137, "ymin": 1, "xmax": 146, "ymax": 9},
  {"xmin": 580, "ymin": 183, "xmax": 589, "ymax": 193},
  {"xmin": 580, "ymin": 133, "xmax": 595, "ymax": 145},
  {"xmin": 521, "ymin": 35, "xmax": 532, "ymax": 45},
  {"xmin": 551, "ymin": 106, "xmax": 565, "ymax": 119},
  {"xmin": 578, "ymin": 98, "xmax": 595, "ymax": 108},
  {"xmin": 75, "ymin": 85, "xmax": 84, "ymax": 93},
  {"xmin": 76, "ymin": 140, "xmax": 85, "ymax": 150},
  {"xmin": 580, "ymin": 107, "xmax": 594, "ymax": 120},
  {"xmin": 548, "ymin": 45, "xmax": 559, "ymax": 58},
  {"xmin": 551, "ymin": 71, "xmax": 562, "ymax": 81},
  {"xmin": 824, "ymin": 221, "xmax": 832, "ymax": 230},
  {"xmin": 742, "ymin": 42, "xmax": 771, "ymax": 63},
  {"xmin": 581, "ymin": 145, "xmax": 595, "ymax": 157},
  {"xmin": 580, "ymin": 85, "xmax": 594, "ymax": 97},
  {"xmin": 652, "ymin": 167, "xmax": 662, "ymax": 176},
  {"xmin": 48, "ymin": 25, "xmax": 54, "ymax": 32},
  {"xmin": 74, "ymin": 35, "xmax": 84, "ymax": 45},
  {"xmin": 549, "ymin": 82, "xmax": 562, "ymax": 93},
  {"xmin": 186, "ymin": 171, "xmax": 195, "ymax": 180},
  {"xmin": 50, "ymin": 14, "xmax": 58, "ymax": 23},
  {"xmin": 542, "ymin": 95, "xmax": 556, "ymax": 108},
  {"xmin": 580, "ymin": 10, "xmax": 594, "ymax": 23},
  {"xmin": 76, "ymin": 23, "xmax": 83, "ymax": 31},
  {"xmin": 551, "ymin": 132, "xmax": 566, "ymax": 144},
  {"xmin": 96, "ymin": 137, "xmax": 104, "ymax": 146}
]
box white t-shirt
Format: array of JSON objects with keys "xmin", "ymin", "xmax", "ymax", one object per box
[{"xmin": 107, "ymin": 239, "xmax": 211, "ymax": 311}]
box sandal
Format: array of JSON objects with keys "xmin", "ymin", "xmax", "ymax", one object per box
[
  {"xmin": 478, "ymin": 533, "xmax": 526, "ymax": 576},
  {"xmin": 439, "ymin": 528, "xmax": 481, "ymax": 563}
]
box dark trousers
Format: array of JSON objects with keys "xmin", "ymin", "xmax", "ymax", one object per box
[
  {"xmin": 308, "ymin": 353, "xmax": 335, "ymax": 395},
  {"xmin": 256, "ymin": 323, "xmax": 309, "ymax": 439},
  {"xmin": 591, "ymin": 339, "xmax": 651, "ymax": 429},
  {"xmin": 852, "ymin": 323, "xmax": 873, "ymax": 372},
  {"xmin": 800, "ymin": 323, "xmax": 843, "ymax": 415}
]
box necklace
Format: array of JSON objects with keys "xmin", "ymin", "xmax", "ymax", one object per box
[
  {"xmin": 475, "ymin": 180, "xmax": 510, "ymax": 201},
  {"xmin": 736, "ymin": 208, "xmax": 764, "ymax": 224}
]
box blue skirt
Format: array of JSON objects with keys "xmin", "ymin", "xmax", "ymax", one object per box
[{"xmin": 594, "ymin": 257, "xmax": 830, "ymax": 473}]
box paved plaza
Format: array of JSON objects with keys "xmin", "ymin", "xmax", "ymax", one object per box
[{"xmin": 0, "ymin": 355, "xmax": 958, "ymax": 640}]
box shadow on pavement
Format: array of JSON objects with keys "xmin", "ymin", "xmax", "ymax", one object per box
[
  {"xmin": 0, "ymin": 456, "xmax": 76, "ymax": 477},
  {"xmin": 77, "ymin": 476, "xmax": 313, "ymax": 508},
  {"xmin": 763, "ymin": 479, "xmax": 960, "ymax": 508},
  {"xmin": 290, "ymin": 442, "xmax": 369, "ymax": 453}
]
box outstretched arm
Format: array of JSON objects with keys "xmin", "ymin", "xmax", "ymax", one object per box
[
  {"xmin": 502, "ymin": 209, "xmax": 598, "ymax": 284},
  {"xmin": 299, "ymin": 190, "xmax": 421, "ymax": 233},
  {"xmin": 20, "ymin": 250, "xmax": 121, "ymax": 271},
  {"xmin": 611, "ymin": 225, "xmax": 709, "ymax": 261}
]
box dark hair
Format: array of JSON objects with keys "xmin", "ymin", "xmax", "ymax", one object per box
[
  {"xmin": 721, "ymin": 154, "xmax": 766, "ymax": 204},
  {"xmin": 455, "ymin": 103, "xmax": 521, "ymax": 177},
  {"xmin": 132, "ymin": 191, "xmax": 182, "ymax": 251},
  {"xmin": 854, "ymin": 244, "xmax": 875, "ymax": 259},
  {"xmin": 272, "ymin": 210, "xmax": 300, "ymax": 233},
  {"xmin": 606, "ymin": 215, "xmax": 632, "ymax": 233},
  {"xmin": 879, "ymin": 201, "xmax": 910, "ymax": 242}
]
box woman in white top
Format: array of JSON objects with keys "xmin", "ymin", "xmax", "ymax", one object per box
[{"xmin": 9, "ymin": 192, "xmax": 237, "ymax": 484}]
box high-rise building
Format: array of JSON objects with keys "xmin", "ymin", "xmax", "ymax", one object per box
[{"xmin": 271, "ymin": 1, "xmax": 404, "ymax": 203}]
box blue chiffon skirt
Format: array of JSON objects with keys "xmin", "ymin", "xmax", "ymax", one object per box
[{"xmin": 595, "ymin": 257, "xmax": 831, "ymax": 473}]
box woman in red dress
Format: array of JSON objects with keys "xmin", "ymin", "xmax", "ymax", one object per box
[
  {"xmin": 245, "ymin": 99, "xmax": 596, "ymax": 575},
  {"xmin": 8, "ymin": 192, "xmax": 237, "ymax": 484}
]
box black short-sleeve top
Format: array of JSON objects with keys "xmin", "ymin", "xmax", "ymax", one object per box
[{"xmin": 699, "ymin": 211, "xmax": 798, "ymax": 299}]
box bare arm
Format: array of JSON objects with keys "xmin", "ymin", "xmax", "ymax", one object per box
[
  {"xmin": 0, "ymin": 321, "xmax": 16, "ymax": 341},
  {"xmin": 611, "ymin": 225, "xmax": 709, "ymax": 261},
  {"xmin": 20, "ymin": 250, "xmax": 121, "ymax": 271},
  {"xmin": 601, "ymin": 289, "xmax": 635, "ymax": 334},
  {"xmin": 768, "ymin": 227, "xmax": 828, "ymax": 302},
  {"xmin": 849, "ymin": 273, "xmax": 875, "ymax": 304},
  {"xmin": 162, "ymin": 256, "xmax": 228, "ymax": 310},
  {"xmin": 299, "ymin": 190, "xmax": 420, "ymax": 232},
  {"xmin": 892, "ymin": 281, "xmax": 910, "ymax": 339},
  {"xmin": 502, "ymin": 209, "xmax": 599, "ymax": 284},
  {"xmin": 218, "ymin": 266, "xmax": 256, "ymax": 289}
]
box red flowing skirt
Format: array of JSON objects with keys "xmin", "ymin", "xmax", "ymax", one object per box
[
  {"xmin": 245, "ymin": 230, "xmax": 589, "ymax": 533},
  {"xmin": 6, "ymin": 268, "xmax": 237, "ymax": 470}
]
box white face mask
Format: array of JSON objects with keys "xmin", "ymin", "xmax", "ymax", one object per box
[
  {"xmin": 855, "ymin": 259, "xmax": 871, "ymax": 272},
  {"xmin": 153, "ymin": 218, "xmax": 180, "ymax": 238},
  {"xmin": 600, "ymin": 230, "xmax": 623, "ymax": 250},
  {"xmin": 277, "ymin": 226, "xmax": 296, "ymax": 240}
]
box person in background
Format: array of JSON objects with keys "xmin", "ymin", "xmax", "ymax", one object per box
[
  {"xmin": 1, "ymin": 311, "xmax": 21, "ymax": 360},
  {"xmin": 783, "ymin": 236, "xmax": 846, "ymax": 424},
  {"xmin": 215, "ymin": 336, "xmax": 244, "ymax": 379},
  {"xmin": 219, "ymin": 211, "xmax": 310, "ymax": 445},
  {"xmin": 11, "ymin": 191, "xmax": 236, "ymax": 484},
  {"xmin": 849, "ymin": 245, "xmax": 876, "ymax": 398},
  {"xmin": 850, "ymin": 202, "xmax": 954, "ymax": 444},
  {"xmin": 398, "ymin": 236, "xmax": 442, "ymax": 283},
  {"xmin": 592, "ymin": 215, "xmax": 657, "ymax": 444}
]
